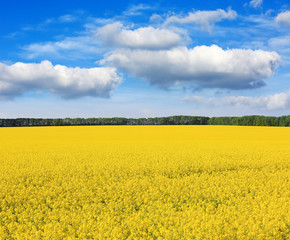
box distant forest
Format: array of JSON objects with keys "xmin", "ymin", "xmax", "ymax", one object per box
[{"xmin": 0, "ymin": 115, "xmax": 290, "ymax": 127}]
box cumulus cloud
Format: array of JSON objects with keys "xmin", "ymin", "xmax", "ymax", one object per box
[
  {"xmin": 102, "ymin": 45, "xmax": 280, "ymax": 90},
  {"xmin": 164, "ymin": 8, "xmax": 237, "ymax": 32},
  {"xmin": 249, "ymin": 0, "xmax": 263, "ymax": 8},
  {"xmin": 96, "ymin": 22, "xmax": 183, "ymax": 50},
  {"xmin": 0, "ymin": 61, "xmax": 122, "ymax": 99},
  {"xmin": 275, "ymin": 11, "xmax": 290, "ymax": 27},
  {"xmin": 223, "ymin": 91, "xmax": 290, "ymax": 110}
]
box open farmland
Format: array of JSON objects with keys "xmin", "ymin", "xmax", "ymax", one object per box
[{"xmin": 0, "ymin": 126, "xmax": 289, "ymax": 239}]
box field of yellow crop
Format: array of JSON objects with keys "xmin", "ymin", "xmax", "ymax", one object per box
[{"xmin": 0, "ymin": 126, "xmax": 289, "ymax": 239}]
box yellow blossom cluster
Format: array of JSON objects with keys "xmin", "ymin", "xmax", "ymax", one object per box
[{"xmin": 0, "ymin": 126, "xmax": 289, "ymax": 239}]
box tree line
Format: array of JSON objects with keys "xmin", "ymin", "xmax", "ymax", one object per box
[
  {"xmin": 0, "ymin": 116, "xmax": 209, "ymax": 127},
  {"xmin": 208, "ymin": 115, "xmax": 290, "ymax": 127},
  {"xmin": 0, "ymin": 115, "xmax": 289, "ymax": 127}
]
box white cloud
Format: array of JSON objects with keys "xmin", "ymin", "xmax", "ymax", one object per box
[
  {"xmin": 123, "ymin": 4, "xmax": 152, "ymax": 16},
  {"xmin": 150, "ymin": 14, "xmax": 163, "ymax": 23},
  {"xmin": 268, "ymin": 36, "xmax": 290, "ymax": 65},
  {"xmin": 183, "ymin": 90, "xmax": 290, "ymax": 110},
  {"xmin": 102, "ymin": 45, "xmax": 280, "ymax": 90},
  {"xmin": 22, "ymin": 36, "xmax": 99, "ymax": 60},
  {"xmin": 164, "ymin": 8, "xmax": 237, "ymax": 32},
  {"xmin": 268, "ymin": 36, "xmax": 290, "ymax": 54},
  {"xmin": 249, "ymin": 0, "xmax": 263, "ymax": 8},
  {"xmin": 182, "ymin": 96, "xmax": 215, "ymax": 105},
  {"xmin": 275, "ymin": 11, "xmax": 290, "ymax": 28},
  {"xmin": 223, "ymin": 91, "xmax": 290, "ymax": 110},
  {"xmin": 96, "ymin": 22, "xmax": 183, "ymax": 50},
  {"xmin": 268, "ymin": 35, "xmax": 290, "ymax": 49},
  {"xmin": 0, "ymin": 61, "xmax": 122, "ymax": 99},
  {"xmin": 58, "ymin": 14, "xmax": 77, "ymax": 23}
]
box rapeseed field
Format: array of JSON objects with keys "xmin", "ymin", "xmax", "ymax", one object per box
[{"xmin": 0, "ymin": 126, "xmax": 289, "ymax": 239}]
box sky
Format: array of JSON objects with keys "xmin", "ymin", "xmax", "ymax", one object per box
[{"xmin": 0, "ymin": 0, "xmax": 290, "ymax": 118}]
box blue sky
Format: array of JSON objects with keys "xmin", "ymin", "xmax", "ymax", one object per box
[{"xmin": 0, "ymin": 0, "xmax": 290, "ymax": 118}]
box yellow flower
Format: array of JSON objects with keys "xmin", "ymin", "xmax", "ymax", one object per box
[{"xmin": 0, "ymin": 126, "xmax": 289, "ymax": 239}]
